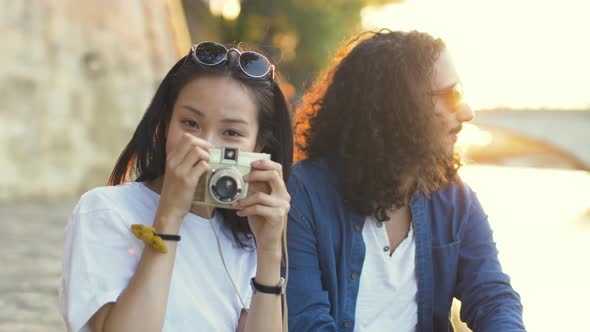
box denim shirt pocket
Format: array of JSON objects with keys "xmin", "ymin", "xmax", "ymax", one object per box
[{"xmin": 431, "ymin": 240, "xmax": 461, "ymax": 325}]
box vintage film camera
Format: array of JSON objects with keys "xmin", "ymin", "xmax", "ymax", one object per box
[{"xmin": 192, "ymin": 146, "xmax": 271, "ymax": 209}]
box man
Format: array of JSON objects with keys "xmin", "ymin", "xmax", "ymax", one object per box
[{"xmin": 286, "ymin": 30, "xmax": 524, "ymax": 331}]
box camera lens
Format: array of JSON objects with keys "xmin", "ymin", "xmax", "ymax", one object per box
[{"xmin": 212, "ymin": 175, "xmax": 238, "ymax": 201}]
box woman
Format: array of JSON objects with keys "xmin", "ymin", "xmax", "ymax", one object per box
[
  {"xmin": 286, "ymin": 30, "xmax": 524, "ymax": 331},
  {"xmin": 59, "ymin": 41, "xmax": 292, "ymax": 332}
]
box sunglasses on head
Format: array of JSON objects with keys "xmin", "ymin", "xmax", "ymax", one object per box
[
  {"xmin": 431, "ymin": 82, "xmax": 464, "ymax": 111},
  {"xmin": 188, "ymin": 41, "xmax": 275, "ymax": 79}
]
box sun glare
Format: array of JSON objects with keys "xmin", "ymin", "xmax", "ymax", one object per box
[
  {"xmin": 456, "ymin": 123, "xmax": 493, "ymax": 148},
  {"xmin": 361, "ymin": 0, "xmax": 590, "ymax": 110},
  {"xmin": 209, "ymin": 0, "xmax": 241, "ymax": 21}
]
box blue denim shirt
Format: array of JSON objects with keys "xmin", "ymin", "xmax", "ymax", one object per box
[{"xmin": 285, "ymin": 159, "xmax": 524, "ymax": 331}]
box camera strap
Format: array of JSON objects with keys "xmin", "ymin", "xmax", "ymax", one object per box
[
  {"xmin": 206, "ymin": 206, "xmax": 249, "ymax": 311},
  {"xmin": 206, "ymin": 206, "xmax": 289, "ymax": 331}
]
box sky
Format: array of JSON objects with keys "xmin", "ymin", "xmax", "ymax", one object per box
[{"xmin": 361, "ymin": 0, "xmax": 590, "ymax": 110}]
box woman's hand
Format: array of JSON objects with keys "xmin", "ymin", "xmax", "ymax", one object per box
[
  {"xmin": 235, "ymin": 159, "xmax": 288, "ymax": 332},
  {"xmin": 233, "ymin": 159, "xmax": 290, "ymax": 254},
  {"xmin": 157, "ymin": 133, "xmax": 211, "ymax": 226}
]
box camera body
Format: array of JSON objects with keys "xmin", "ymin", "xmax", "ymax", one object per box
[{"xmin": 193, "ymin": 146, "xmax": 271, "ymax": 209}]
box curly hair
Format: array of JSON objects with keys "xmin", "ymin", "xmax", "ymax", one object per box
[{"xmin": 295, "ymin": 30, "xmax": 461, "ymax": 217}]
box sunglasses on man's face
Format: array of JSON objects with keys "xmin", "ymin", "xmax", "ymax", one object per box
[
  {"xmin": 431, "ymin": 82, "xmax": 464, "ymax": 111},
  {"xmin": 189, "ymin": 41, "xmax": 275, "ymax": 79}
]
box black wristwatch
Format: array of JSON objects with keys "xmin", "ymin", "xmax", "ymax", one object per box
[{"xmin": 250, "ymin": 277, "xmax": 286, "ymax": 295}]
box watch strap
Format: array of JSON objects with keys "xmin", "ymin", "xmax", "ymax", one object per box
[{"xmin": 250, "ymin": 277, "xmax": 285, "ymax": 295}]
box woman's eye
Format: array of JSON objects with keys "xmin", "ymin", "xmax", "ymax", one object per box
[
  {"xmin": 182, "ymin": 120, "xmax": 199, "ymax": 129},
  {"xmin": 224, "ymin": 129, "xmax": 243, "ymax": 137}
]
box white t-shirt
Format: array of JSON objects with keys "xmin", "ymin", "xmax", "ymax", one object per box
[
  {"xmin": 353, "ymin": 217, "xmax": 418, "ymax": 332},
  {"xmin": 58, "ymin": 182, "xmax": 257, "ymax": 332}
]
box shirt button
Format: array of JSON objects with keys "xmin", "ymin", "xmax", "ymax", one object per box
[
  {"xmin": 343, "ymin": 320, "xmax": 351, "ymax": 328},
  {"xmin": 383, "ymin": 246, "xmax": 390, "ymax": 252},
  {"xmin": 351, "ymin": 272, "xmax": 358, "ymax": 280},
  {"xmin": 376, "ymin": 221, "xmax": 383, "ymax": 228},
  {"xmin": 354, "ymin": 224, "xmax": 361, "ymax": 232}
]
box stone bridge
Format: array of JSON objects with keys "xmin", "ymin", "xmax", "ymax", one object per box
[{"xmin": 472, "ymin": 110, "xmax": 590, "ymax": 168}]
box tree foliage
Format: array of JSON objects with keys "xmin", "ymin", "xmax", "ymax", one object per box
[{"xmin": 183, "ymin": 0, "xmax": 402, "ymax": 96}]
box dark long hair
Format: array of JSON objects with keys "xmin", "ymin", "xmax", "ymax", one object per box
[
  {"xmin": 108, "ymin": 44, "xmax": 293, "ymax": 248},
  {"xmin": 295, "ymin": 30, "xmax": 460, "ymax": 217}
]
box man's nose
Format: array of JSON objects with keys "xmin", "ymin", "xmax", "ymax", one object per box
[{"xmin": 457, "ymin": 103, "xmax": 474, "ymax": 122}]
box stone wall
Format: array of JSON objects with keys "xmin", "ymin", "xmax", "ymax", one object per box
[{"xmin": 0, "ymin": 0, "xmax": 190, "ymax": 201}]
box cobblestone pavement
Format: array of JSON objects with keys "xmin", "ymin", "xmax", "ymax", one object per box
[{"xmin": 0, "ymin": 201, "xmax": 75, "ymax": 332}]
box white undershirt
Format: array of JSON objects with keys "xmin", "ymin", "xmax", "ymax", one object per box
[
  {"xmin": 58, "ymin": 182, "xmax": 256, "ymax": 332},
  {"xmin": 353, "ymin": 217, "xmax": 418, "ymax": 332}
]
